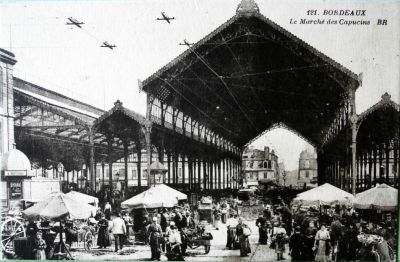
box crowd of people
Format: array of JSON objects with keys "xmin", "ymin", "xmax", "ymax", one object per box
[
  {"xmin": 225, "ymin": 199, "xmax": 398, "ymax": 262},
  {"xmin": 20, "ymin": 192, "xmax": 397, "ymax": 261}
]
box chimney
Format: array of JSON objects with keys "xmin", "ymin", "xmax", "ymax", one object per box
[{"xmin": 264, "ymin": 146, "xmax": 269, "ymax": 156}]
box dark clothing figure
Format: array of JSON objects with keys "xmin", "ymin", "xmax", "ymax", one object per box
[
  {"xmin": 330, "ymin": 219, "xmax": 343, "ymax": 252},
  {"xmin": 174, "ymin": 212, "xmax": 183, "ymax": 231},
  {"xmin": 289, "ymin": 231, "xmax": 305, "ymax": 261},
  {"xmin": 26, "ymin": 221, "xmax": 39, "ymax": 238},
  {"xmin": 26, "ymin": 221, "xmax": 39, "ymax": 258},
  {"xmin": 182, "ymin": 216, "xmax": 195, "ymax": 229},
  {"xmin": 263, "ymin": 209, "xmax": 272, "ymax": 220},
  {"xmin": 161, "ymin": 213, "xmax": 168, "ymax": 232},
  {"xmin": 97, "ymin": 219, "xmax": 111, "ymax": 248},
  {"xmin": 303, "ymin": 227, "xmax": 317, "ymax": 261},
  {"xmin": 64, "ymin": 224, "xmax": 78, "ymax": 247},
  {"xmin": 256, "ymin": 216, "xmax": 268, "ymax": 244},
  {"xmin": 226, "ymin": 226, "xmax": 237, "ymax": 249},
  {"xmin": 236, "ymin": 223, "xmax": 251, "ymax": 257},
  {"xmin": 148, "ymin": 223, "xmax": 162, "ymax": 260},
  {"xmin": 345, "ymin": 227, "xmax": 360, "ymax": 261}
]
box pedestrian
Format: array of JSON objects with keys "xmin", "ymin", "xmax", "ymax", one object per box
[
  {"xmin": 97, "ymin": 214, "xmax": 111, "ymax": 249},
  {"xmin": 303, "ymin": 221, "xmax": 317, "ymax": 261},
  {"xmin": 313, "ymin": 223, "xmax": 330, "ymax": 262},
  {"xmin": 111, "ymin": 212, "xmax": 126, "ymax": 252},
  {"xmin": 148, "ymin": 216, "xmax": 162, "ymax": 260},
  {"xmin": 236, "ymin": 217, "xmax": 252, "ymax": 257},
  {"xmin": 213, "ymin": 208, "xmax": 222, "ymax": 230},
  {"xmin": 26, "ymin": 220, "xmax": 39, "ymax": 258},
  {"xmin": 167, "ymin": 223, "xmax": 183, "ymax": 261},
  {"xmin": 160, "ymin": 208, "xmax": 169, "ymax": 232},
  {"xmin": 345, "ymin": 223, "xmax": 361, "ymax": 261},
  {"xmin": 330, "ymin": 215, "xmax": 343, "ymax": 258},
  {"xmin": 226, "ymin": 213, "xmax": 238, "ymax": 249},
  {"xmin": 182, "ymin": 211, "xmax": 195, "ymax": 229},
  {"xmin": 256, "ymin": 211, "xmax": 268, "ymax": 244},
  {"xmin": 33, "ymin": 231, "xmax": 46, "ymax": 260},
  {"xmin": 272, "ymin": 222, "xmax": 288, "ymax": 261},
  {"xmin": 173, "ymin": 208, "xmax": 183, "ymax": 230},
  {"xmin": 289, "ymin": 226, "xmax": 305, "ymax": 261},
  {"xmin": 122, "ymin": 211, "xmax": 134, "ymax": 241},
  {"xmin": 104, "ymin": 201, "xmax": 112, "ymax": 220}
]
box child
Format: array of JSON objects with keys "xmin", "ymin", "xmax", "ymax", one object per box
[{"xmin": 33, "ymin": 231, "xmax": 46, "ymax": 260}]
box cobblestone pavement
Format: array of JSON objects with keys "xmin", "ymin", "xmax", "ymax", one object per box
[{"xmin": 70, "ymin": 220, "xmax": 290, "ymax": 261}]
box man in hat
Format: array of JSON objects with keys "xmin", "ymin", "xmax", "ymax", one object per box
[
  {"xmin": 182, "ymin": 211, "xmax": 195, "ymax": 229},
  {"xmin": 111, "ymin": 212, "xmax": 126, "ymax": 252},
  {"xmin": 289, "ymin": 226, "xmax": 305, "ymax": 261},
  {"xmin": 148, "ymin": 216, "xmax": 162, "ymax": 260}
]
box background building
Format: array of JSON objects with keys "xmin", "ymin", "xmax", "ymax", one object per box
[
  {"xmin": 242, "ymin": 146, "xmax": 279, "ymax": 187},
  {"xmin": 298, "ymin": 149, "xmax": 318, "ymax": 188}
]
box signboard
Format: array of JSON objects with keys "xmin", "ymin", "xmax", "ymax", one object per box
[
  {"xmin": 9, "ymin": 181, "xmax": 23, "ymax": 200},
  {"xmin": 4, "ymin": 170, "xmax": 27, "ymax": 177}
]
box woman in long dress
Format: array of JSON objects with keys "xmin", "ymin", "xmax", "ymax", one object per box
[
  {"xmin": 33, "ymin": 231, "xmax": 46, "ymax": 260},
  {"xmin": 314, "ymin": 223, "xmax": 330, "ymax": 262},
  {"xmin": 97, "ymin": 214, "xmax": 111, "ymax": 248}
]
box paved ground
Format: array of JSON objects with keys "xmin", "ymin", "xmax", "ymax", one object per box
[{"xmin": 70, "ymin": 220, "xmax": 291, "ymax": 261}]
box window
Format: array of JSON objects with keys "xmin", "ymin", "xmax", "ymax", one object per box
[
  {"xmin": 305, "ymin": 160, "xmax": 310, "ymax": 169},
  {"xmin": 132, "ymin": 169, "xmax": 137, "ymax": 179},
  {"xmin": 305, "ymin": 170, "xmax": 309, "ymax": 178},
  {"xmin": 263, "ymin": 161, "xmax": 268, "ymax": 168}
]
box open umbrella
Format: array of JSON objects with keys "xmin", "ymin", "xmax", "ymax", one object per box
[
  {"xmin": 66, "ymin": 190, "xmax": 99, "ymax": 208},
  {"xmin": 22, "ymin": 192, "xmax": 95, "ymax": 221},
  {"xmin": 121, "ymin": 184, "xmax": 186, "ymax": 209},
  {"xmin": 292, "ymin": 183, "xmax": 354, "ymax": 206},
  {"xmin": 353, "ymin": 183, "xmax": 398, "ymax": 211},
  {"xmin": 154, "ymin": 184, "xmax": 187, "ymax": 200}
]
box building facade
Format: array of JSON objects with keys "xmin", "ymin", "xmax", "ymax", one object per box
[
  {"xmin": 298, "ymin": 149, "xmax": 318, "ymax": 188},
  {"xmin": 242, "ymin": 146, "xmax": 279, "ymax": 187}
]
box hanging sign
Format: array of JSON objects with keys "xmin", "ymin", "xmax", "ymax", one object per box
[{"xmin": 4, "ymin": 170, "xmax": 27, "ymax": 177}]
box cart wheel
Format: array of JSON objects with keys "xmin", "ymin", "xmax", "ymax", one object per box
[
  {"xmin": 1, "ymin": 218, "xmax": 26, "ymax": 253},
  {"xmin": 204, "ymin": 245, "xmax": 210, "ymax": 254},
  {"xmin": 84, "ymin": 231, "xmax": 93, "ymax": 251}
]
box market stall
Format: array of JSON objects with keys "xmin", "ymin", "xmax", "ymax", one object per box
[
  {"xmin": 121, "ymin": 184, "xmax": 186, "ymax": 210},
  {"xmin": 21, "ymin": 192, "xmax": 95, "ymax": 259},
  {"xmin": 66, "ymin": 190, "xmax": 99, "ymax": 209},
  {"xmin": 353, "ymin": 183, "xmax": 398, "ymax": 211},
  {"xmin": 292, "ymin": 183, "xmax": 354, "ymax": 206}
]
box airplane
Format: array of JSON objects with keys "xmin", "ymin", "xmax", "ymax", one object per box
[
  {"xmin": 156, "ymin": 12, "xmax": 175, "ymax": 24},
  {"xmin": 179, "ymin": 39, "xmax": 193, "ymax": 46},
  {"xmin": 100, "ymin": 41, "xmax": 117, "ymax": 50},
  {"xmin": 100, "ymin": 41, "xmax": 116, "ymax": 50},
  {"xmin": 66, "ymin": 17, "xmax": 84, "ymax": 28}
]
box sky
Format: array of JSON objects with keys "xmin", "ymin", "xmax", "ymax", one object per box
[{"xmin": 1, "ymin": 0, "xmax": 399, "ymax": 170}]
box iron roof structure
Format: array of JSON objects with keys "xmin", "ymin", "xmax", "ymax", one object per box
[{"xmin": 142, "ymin": 0, "xmax": 360, "ymax": 149}]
